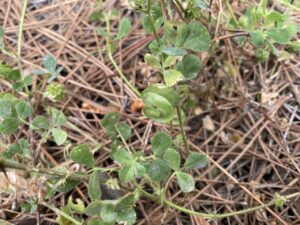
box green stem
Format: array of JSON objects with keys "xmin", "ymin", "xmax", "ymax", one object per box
[
  {"xmin": 0, "ymin": 156, "xmax": 86, "ymax": 180},
  {"xmin": 276, "ymin": 0, "xmax": 300, "ymax": 12},
  {"xmin": 147, "ymin": 0, "xmax": 160, "ymax": 45},
  {"xmin": 225, "ymin": 0, "xmax": 238, "ymax": 27},
  {"xmin": 139, "ymin": 188, "xmax": 300, "ymax": 219},
  {"xmin": 17, "ymin": 0, "xmax": 29, "ymax": 80},
  {"xmin": 42, "ymin": 203, "xmax": 82, "ymax": 225},
  {"xmin": 173, "ymin": 0, "xmax": 186, "ymax": 16},
  {"xmin": 104, "ymin": 15, "xmax": 141, "ymax": 98},
  {"xmin": 176, "ymin": 106, "xmax": 189, "ymax": 154}
]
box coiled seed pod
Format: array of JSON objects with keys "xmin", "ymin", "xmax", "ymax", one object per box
[{"xmin": 141, "ymin": 85, "xmax": 179, "ymax": 123}]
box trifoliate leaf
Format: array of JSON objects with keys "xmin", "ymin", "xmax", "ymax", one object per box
[{"xmin": 70, "ymin": 144, "xmax": 94, "ymax": 168}]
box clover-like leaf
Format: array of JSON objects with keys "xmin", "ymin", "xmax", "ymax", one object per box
[
  {"xmin": 184, "ymin": 152, "xmax": 208, "ymax": 170},
  {"xmin": 85, "ymin": 200, "xmax": 102, "ymax": 216},
  {"xmin": 144, "ymin": 54, "xmax": 161, "ymax": 69},
  {"xmin": 176, "ymin": 54, "xmax": 201, "ymax": 80},
  {"xmin": 116, "ymin": 18, "xmax": 132, "ymax": 40},
  {"xmin": 119, "ymin": 165, "xmax": 135, "ymax": 183},
  {"xmin": 51, "ymin": 128, "xmax": 67, "ymax": 145},
  {"xmin": 116, "ymin": 207, "xmax": 136, "ymax": 225},
  {"xmin": 161, "ymin": 46, "xmax": 187, "ymax": 56},
  {"xmin": 176, "ymin": 171, "xmax": 195, "ymax": 193},
  {"xmin": 117, "ymin": 121, "xmax": 132, "ymax": 140},
  {"xmin": 0, "ymin": 117, "xmax": 19, "ymax": 135},
  {"xmin": 15, "ymin": 101, "xmax": 33, "ymax": 119},
  {"xmin": 43, "ymin": 54, "xmax": 57, "ymax": 74},
  {"xmin": 88, "ymin": 171, "xmax": 101, "ymax": 201},
  {"xmin": 142, "ymin": 91, "xmax": 174, "ymax": 123},
  {"xmin": 163, "ymin": 69, "xmax": 184, "ymax": 87},
  {"xmin": 148, "ymin": 159, "xmax": 171, "ymax": 182},
  {"xmin": 32, "ymin": 115, "xmax": 50, "ymax": 129},
  {"xmin": 102, "ymin": 112, "xmax": 120, "ymax": 130},
  {"xmin": 100, "ymin": 203, "xmax": 118, "ymax": 223},
  {"xmin": 151, "ymin": 131, "xmax": 172, "ymax": 157},
  {"xmin": 163, "ymin": 148, "xmax": 180, "ymax": 170},
  {"xmin": 51, "ymin": 108, "xmax": 67, "ymax": 126},
  {"xmin": 70, "ymin": 144, "xmax": 94, "ymax": 168},
  {"xmin": 114, "ymin": 149, "xmax": 132, "ymax": 165},
  {"xmin": 183, "ymin": 21, "xmax": 210, "ymax": 52}
]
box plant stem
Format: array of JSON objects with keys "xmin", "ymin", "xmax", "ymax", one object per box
[
  {"xmin": 17, "ymin": 0, "xmax": 29, "ymax": 80},
  {"xmin": 225, "ymin": 0, "xmax": 238, "ymax": 27},
  {"xmin": 104, "ymin": 15, "xmax": 141, "ymax": 98},
  {"xmin": 42, "ymin": 203, "xmax": 82, "ymax": 225},
  {"xmin": 173, "ymin": 0, "xmax": 186, "ymax": 16},
  {"xmin": 164, "ymin": 192, "xmax": 300, "ymax": 219},
  {"xmin": 147, "ymin": 0, "xmax": 160, "ymax": 45},
  {"xmin": 0, "ymin": 156, "xmax": 86, "ymax": 180},
  {"xmin": 176, "ymin": 106, "xmax": 189, "ymax": 154}
]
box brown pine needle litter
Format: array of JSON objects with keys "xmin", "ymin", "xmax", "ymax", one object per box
[{"xmin": 0, "ymin": 0, "xmax": 300, "ymax": 224}]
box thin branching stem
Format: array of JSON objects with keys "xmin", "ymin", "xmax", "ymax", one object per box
[{"xmin": 176, "ymin": 106, "xmax": 189, "ymax": 154}]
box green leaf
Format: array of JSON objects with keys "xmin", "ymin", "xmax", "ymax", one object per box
[
  {"xmin": 116, "ymin": 207, "xmax": 136, "ymax": 225},
  {"xmin": 51, "ymin": 128, "xmax": 67, "ymax": 145},
  {"xmin": 142, "ymin": 91, "xmax": 174, "ymax": 123},
  {"xmin": 119, "ymin": 165, "xmax": 135, "ymax": 183},
  {"xmin": 100, "ymin": 203, "xmax": 117, "ymax": 223},
  {"xmin": 183, "ymin": 21, "xmax": 210, "ymax": 52},
  {"xmin": 176, "ymin": 171, "xmax": 195, "ymax": 193},
  {"xmin": 175, "ymin": 54, "xmax": 201, "ymax": 80},
  {"xmin": 194, "ymin": 0, "xmax": 209, "ymax": 9},
  {"xmin": 70, "ymin": 144, "xmax": 94, "ymax": 168},
  {"xmin": 51, "ymin": 108, "xmax": 67, "ymax": 126},
  {"xmin": 176, "ymin": 24, "xmax": 189, "ymax": 47},
  {"xmin": 85, "ymin": 200, "xmax": 102, "ymax": 216},
  {"xmin": 0, "ymin": 117, "xmax": 19, "ymax": 135},
  {"xmin": 116, "ymin": 194, "xmax": 136, "ymax": 211},
  {"xmin": 267, "ymin": 28, "xmax": 293, "ymax": 44},
  {"xmin": 184, "ymin": 152, "xmax": 208, "ymax": 169},
  {"xmin": 88, "ymin": 171, "xmax": 101, "ymax": 201},
  {"xmin": 274, "ymin": 192, "xmax": 285, "ymax": 207},
  {"xmin": 163, "ymin": 69, "xmax": 184, "ymax": 87},
  {"xmin": 142, "ymin": 85, "xmax": 180, "ymax": 107},
  {"xmin": 132, "ymin": 161, "xmax": 146, "ymax": 178},
  {"xmin": 152, "ymin": 132, "xmax": 172, "ymax": 157},
  {"xmin": 142, "ymin": 15, "xmax": 163, "ymax": 33},
  {"xmin": 264, "ymin": 11, "xmax": 284, "ymax": 25},
  {"xmin": 0, "ymin": 64, "xmax": 12, "ymax": 77},
  {"xmin": 3, "ymin": 143, "xmax": 22, "ymax": 158},
  {"xmin": 250, "ymin": 30, "xmax": 265, "ymax": 47},
  {"xmin": 19, "ymin": 138, "xmax": 31, "ymax": 158},
  {"xmin": 114, "ymin": 149, "xmax": 132, "ymax": 165},
  {"xmin": 67, "ymin": 197, "xmax": 85, "ymax": 214},
  {"xmin": 163, "ymin": 56, "xmax": 177, "ymax": 68},
  {"xmin": 102, "ymin": 112, "xmax": 119, "ymax": 129},
  {"xmin": 116, "ymin": 18, "xmax": 131, "ymax": 40},
  {"xmin": 119, "ymin": 162, "xmax": 145, "ymax": 183},
  {"xmin": 15, "ymin": 101, "xmax": 33, "ymax": 119},
  {"xmin": 163, "ymin": 21, "xmax": 177, "ymax": 45},
  {"xmin": 0, "ymin": 100, "xmax": 15, "ymax": 118},
  {"xmin": 43, "ymin": 54, "xmax": 56, "ymax": 74},
  {"xmin": 161, "ymin": 46, "xmax": 187, "ymax": 56},
  {"xmin": 7, "ymin": 69, "xmax": 21, "ymax": 81},
  {"xmin": 54, "ymin": 178, "xmax": 81, "ymax": 193},
  {"xmin": 163, "ymin": 148, "xmax": 180, "ymax": 170},
  {"xmin": 144, "ymin": 54, "xmax": 161, "ymax": 69},
  {"xmin": 148, "ymin": 159, "xmax": 171, "ymax": 182},
  {"xmin": 32, "ymin": 115, "xmax": 50, "ymax": 129},
  {"xmin": 117, "ymin": 121, "xmax": 132, "ymax": 140}
]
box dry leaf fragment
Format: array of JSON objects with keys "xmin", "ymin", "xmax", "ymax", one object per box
[
  {"xmin": 130, "ymin": 100, "xmax": 144, "ymax": 113},
  {"xmin": 203, "ymin": 115, "xmax": 215, "ymax": 131}
]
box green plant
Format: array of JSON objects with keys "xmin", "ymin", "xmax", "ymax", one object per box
[{"xmin": 0, "ymin": 0, "xmax": 300, "ymax": 224}]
